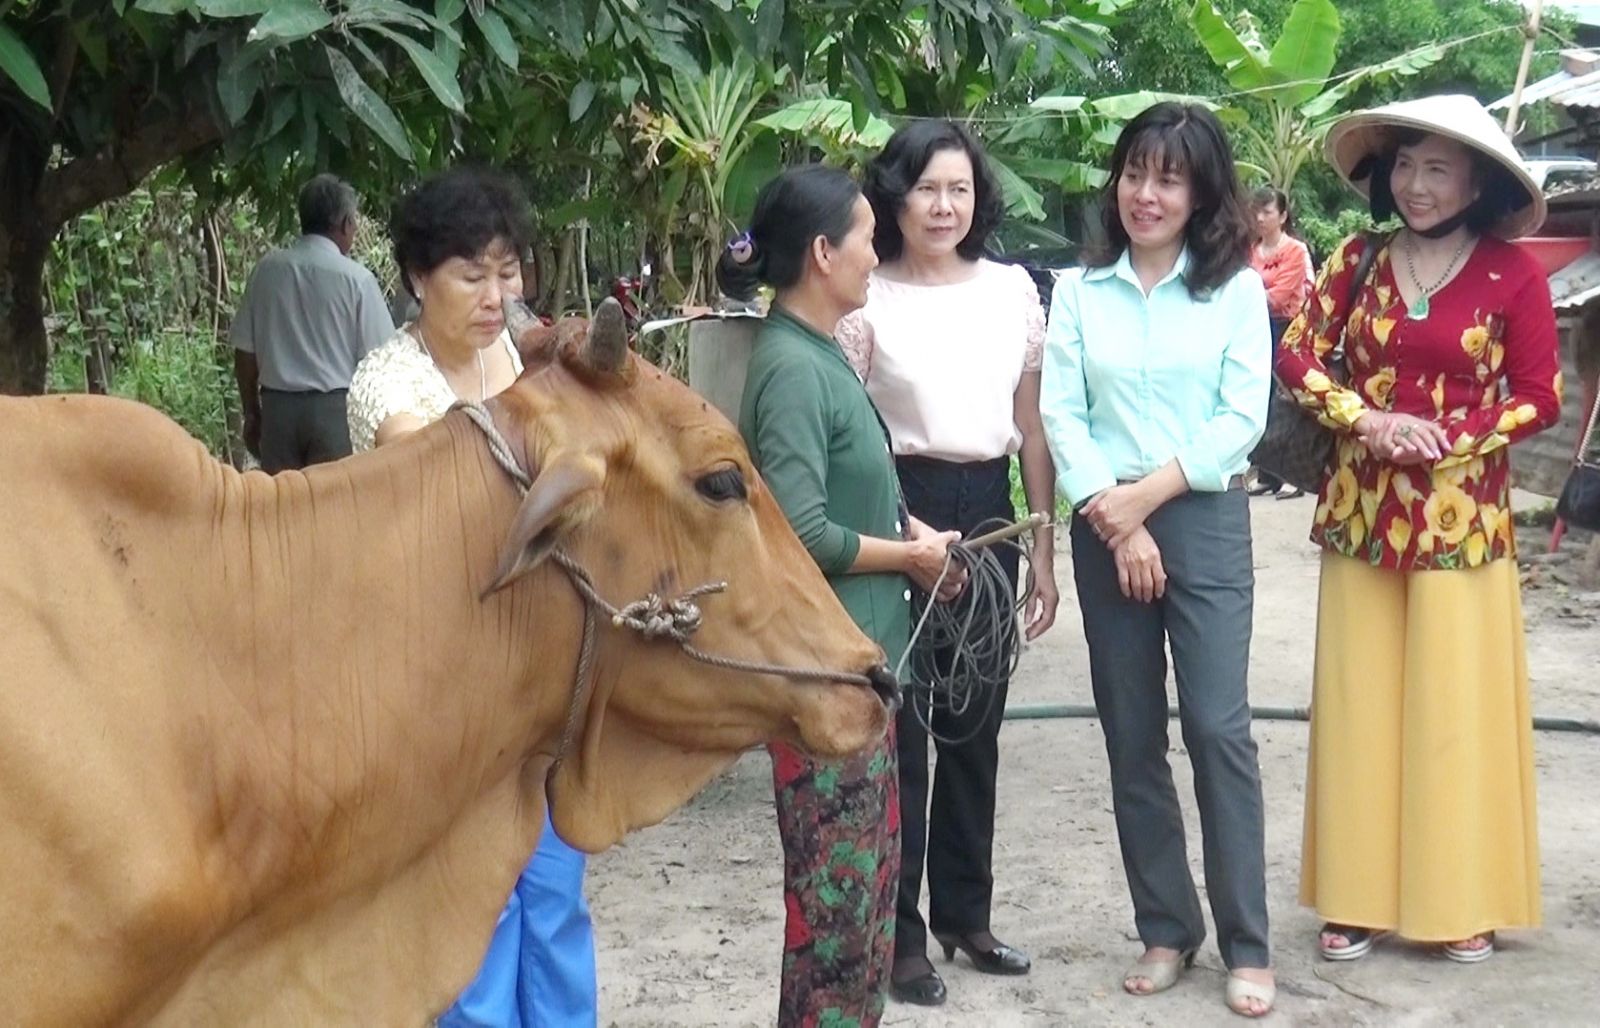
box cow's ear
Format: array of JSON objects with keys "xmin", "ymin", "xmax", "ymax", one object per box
[{"xmin": 485, "ymin": 452, "xmax": 605, "ymax": 595}]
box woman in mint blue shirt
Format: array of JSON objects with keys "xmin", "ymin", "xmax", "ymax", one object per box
[{"xmin": 1039, "ymin": 102, "xmax": 1275, "ymax": 1018}]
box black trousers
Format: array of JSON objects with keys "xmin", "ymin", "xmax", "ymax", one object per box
[
  {"xmin": 1253, "ymin": 317, "xmax": 1292, "ymax": 491},
  {"xmin": 259, "ymin": 387, "xmax": 353, "ymax": 473},
  {"xmin": 893, "ymin": 455, "xmax": 1020, "ymax": 960}
]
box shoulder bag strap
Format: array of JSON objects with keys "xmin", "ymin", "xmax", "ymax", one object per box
[
  {"xmin": 1576, "ymin": 378, "xmax": 1600, "ymax": 469},
  {"xmin": 1344, "ymin": 231, "xmax": 1384, "ymax": 318},
  {"xmin": 1326, "ymin": 231, "xmax": 1387, "ymax": 378}
]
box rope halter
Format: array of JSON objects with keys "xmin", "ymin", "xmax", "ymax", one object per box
[{"xmin": 451, "ymin": 401, "xmax": 897, "ymax": 765}]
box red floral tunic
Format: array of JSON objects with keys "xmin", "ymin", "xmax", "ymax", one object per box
[{"xmin": 1276, "ymin": 232, "xmax": 1563, "ymax": 571}]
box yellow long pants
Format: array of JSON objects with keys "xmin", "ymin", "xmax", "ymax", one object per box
[{"xmin": 1299, "ymin": 553, "xmax": 1541, "ymax": 940}]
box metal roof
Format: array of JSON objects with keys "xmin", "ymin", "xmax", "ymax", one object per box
[
  {"xmin": 1490, "ymin": 49, "xmax": 1600, "ymax": 110},
  {"xmin": 1546, "ymin": 250, "xmax": 1600, "ymax": 308},
  {"xmin": 1543, "ymin": 2, "xmax": 1600, "ymax": 28}
]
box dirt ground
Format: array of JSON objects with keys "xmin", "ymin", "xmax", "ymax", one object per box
[{"xmin": 588, "ymin": 494, "xmax": 1600, "ymax": 1027}]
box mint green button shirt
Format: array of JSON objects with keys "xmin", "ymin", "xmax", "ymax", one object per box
[{"xmin": 1039, "ymin": 247, "xmax": 1272, "ymax": 507}]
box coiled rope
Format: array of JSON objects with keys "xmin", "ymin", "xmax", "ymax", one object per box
[{"xmin": 899, "ymin": 515, "xmax": 1044, "ymax": 746}]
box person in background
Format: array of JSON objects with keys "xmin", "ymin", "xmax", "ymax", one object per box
[
  {"xmin": 723, "ymin": 164, "xmax": 965, "ymax": 1028},
  {"xmin": 1248, "ymin": 184, "xmax": 1314, "ymax": 498},
  {"xmin": 1280, "ymin": 94, "xmax": 1561, "ymax": 969},
  {"xmin": 232, "ymin": 173, "xmax": 393, "ymax": 471},
  {"xmin": 1039, "ymin": 101, "xmax": 1275, "ymax": 1018},
  {"xmin": 842, "ymin": 119, "xmax": 1058, "ymax": 1008},
  {"xmin": 346, "ymin": 166, "xmax": 599, "ymax": 1027}
]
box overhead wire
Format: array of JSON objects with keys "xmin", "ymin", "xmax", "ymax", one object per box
[{"xmin": 881, "ymin": 22, "xmax": 1541, "ymax": 128}]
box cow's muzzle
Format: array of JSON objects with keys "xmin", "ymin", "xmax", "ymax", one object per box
[{"xmin": 866, "ymin": 664, "xmax": 902, "ymax": 711}]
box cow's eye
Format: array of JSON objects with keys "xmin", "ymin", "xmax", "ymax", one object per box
[{"xmin": 695, "ymin": 467, "xmax": 747, "ymax": 503}]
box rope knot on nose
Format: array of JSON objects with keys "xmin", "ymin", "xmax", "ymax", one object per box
[
  {"xmin": 613, "ymin": 595, "xmax": 699, "ymax": 639},
  {"xmin": 610, "ymin": 581, "xmax": 727, "ymax": 641}
]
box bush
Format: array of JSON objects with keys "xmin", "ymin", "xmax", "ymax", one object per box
[
  {"xmin": 43, "ymin": 181, "xmax": 403, "ymax": 463},
  {"xmin": 1296, "ymin": 207, "xmax": 1386, "ymax": 268}
]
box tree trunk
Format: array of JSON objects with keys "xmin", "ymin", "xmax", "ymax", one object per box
[
  {"xmin": 1, "ymin": 88, "xmax": 220, "ymax": 396},
  {"xmin": 550, "ymin": 228, "xmax": 578, "ymax": 318},
  {"xmin": 0, "ymin": 227, "xmax": 52, "ymax": 395},
  {"xmin": 201, "ymin": 209, "xmax": 243, "ymax": 468},
  {"xmin": 85, "ymin": 336, "xmax": 109, "ymax": 395}
]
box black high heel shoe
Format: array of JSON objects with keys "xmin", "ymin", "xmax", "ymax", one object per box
[
  {"xmin": 934, "ymin": 932, "xmax": 1032, "ymax": 975},
  {"xmin": 889, "ymin": 957, "xmax": 947, "ymax": 1006}
]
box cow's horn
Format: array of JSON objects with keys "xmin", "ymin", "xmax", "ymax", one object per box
[
  {"xmin": 504, "ymin": 295, "xmax": 560, "ymax": 367},
  {"xmin": 579, "ymin": 297, "xmax": 629, "ymax": 374}
]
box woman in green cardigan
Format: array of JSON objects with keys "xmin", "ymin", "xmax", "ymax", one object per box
[{"xmin": 719, "ymin": 165, "xmax": 964, "ymax": 1027}]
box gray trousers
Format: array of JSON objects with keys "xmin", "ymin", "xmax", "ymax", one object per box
[
  {"xmin": 259, "ymin": 388, "xmax": 352, "ymax": 473},
  {"xmin": 1070, "ymin": 487, "xmax": 1270, "ymax": 970}
]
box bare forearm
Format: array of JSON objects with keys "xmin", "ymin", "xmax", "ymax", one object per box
[
  {"xmin": 233, "ymin": 350, "xmax": 260, "ymax": 415},
  {"xmin": 1019, "ymin": 438, "xmax": 1057, "ymax": 557},
  {"xmin": 1137, "ymin": 459, "xmax": 1190, "ymax": 510}
]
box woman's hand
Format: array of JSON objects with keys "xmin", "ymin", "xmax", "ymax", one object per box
[
  {"xmin": 905, "ymin": 529, "xmax": 966, "ymax": 602},
  {"xmin": 1356, "ymin": 410, "xmax": 1448, "ymax": 463},
  {"xmin": 1022, "ymin": 543, "xmax": 1059, "ymax": 640},
  {"xmin": 1384, "ymin": 412, "xmax": 1449, "ymax": 464},
  {"xmin": 1113, "ymin": 526, "xmax": 1167, "ymax": 604},
  {"xmin": 1083, "ymin": 483, "xmax": 1157, "ymax": 550}
]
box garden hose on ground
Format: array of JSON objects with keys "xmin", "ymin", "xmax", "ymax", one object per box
[
  {"xmin": 899, "ymin": 514, "xmax": 1600, "ymax": 738},
  {"xmin": 1002, "ymin": 704, "xmax": 1600, "ymax": 734}
]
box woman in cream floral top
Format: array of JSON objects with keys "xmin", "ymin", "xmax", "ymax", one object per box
[
  {"xmin": 348, "ymin": 166, "xmax": 599, "ymax": 1028},
  {"xmin": 1278, "ymin": 96, "xmax": 1560, "ymax": 969}
]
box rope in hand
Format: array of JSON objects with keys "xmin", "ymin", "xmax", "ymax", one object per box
[{"xmin": 897, "ymin": 514, "xmax": 1048, "ymax": 747}]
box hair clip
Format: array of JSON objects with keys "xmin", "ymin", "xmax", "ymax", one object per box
[{"xmin": 726, "ymin": 230, "xmax": 754, "ymax": 265}]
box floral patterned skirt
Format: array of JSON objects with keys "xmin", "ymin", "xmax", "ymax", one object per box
[{"xmin": 769, "ymin": 725, "xmax": 899, "ymax": 1028}]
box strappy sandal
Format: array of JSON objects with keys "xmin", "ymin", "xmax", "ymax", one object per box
[
  {"xmin": 1443, "ymin": 933, "xmax": 1495, "ymax": 963},
  {"xmin": 1122, "ymin": 946, "xmax": 1197, "ymax": 995},
  {"xmin": 1226, "ymin": 972, "xmax": 1276, "ymax": 1018},
  {"xmin": 1318, "ymin": 923, "xmax": 1384, "ymax": 961}
]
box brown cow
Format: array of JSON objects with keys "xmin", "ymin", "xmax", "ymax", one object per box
[{"xmin": 0, "ymin": 311, "xmax": 896, "ymax": 1024}]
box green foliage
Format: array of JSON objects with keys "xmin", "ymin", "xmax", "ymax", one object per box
[
  {"xmin": 115, "ymin": 332, "xmax": 240, "ymax": 456},
  {"xmin": 1, "ymin": 0, "xmax": 1553, "ymax": 433},
  {"xmin": 631, "ymin": 55, "xmax": 779, "ymax": 304},
  {"xmin": 3, "ymin": 0, "xmax": 1133, "ymax": 390},
  {"xmin": 1295, "ymin": 206, "xmax": 1383, "ymax": 265},
  {"xmin": 753, "ymin": 98, "xmax": 896, "ymax": 162},
  {"xmin": 0, "ymin": 20, "xmax": 50, "ymax": 108},
  {"xmin": 41, "ymin": 184, "xmax": 277, "ymax": 457},
  {"xmin": 1187, "ymin": 0, "xmax": 1448, "ymax": 193}
]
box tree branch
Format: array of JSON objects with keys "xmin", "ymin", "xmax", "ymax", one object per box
[
  {"xmin": 49, "ymin": 19, "xmax": 78, "ymax": 119},
  {"xmin": 38, "ymin": 97, "xmax": 222, "ymax": 235}
]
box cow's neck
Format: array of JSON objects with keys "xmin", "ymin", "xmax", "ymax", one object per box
[{"xmin": 198, "ymin": 417, "xmax": 582, "ymax": 905}]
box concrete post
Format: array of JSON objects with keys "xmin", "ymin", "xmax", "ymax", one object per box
[{"xmin": 686, "ymin": 315, "xmax": 761, "ymax": 423}]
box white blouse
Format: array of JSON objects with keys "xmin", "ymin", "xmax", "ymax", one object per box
[
  {"xmin": 836, "ymin": 259, "xmax": 1046, "ymax": 462},
  {"xmin": 346, "ymin": 323, "xmax": 522, "ymax": 453}
]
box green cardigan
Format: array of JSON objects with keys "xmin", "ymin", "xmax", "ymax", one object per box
[{"xmin": 738, "ymin": 305, "xmax": 912, "ymax": 669}]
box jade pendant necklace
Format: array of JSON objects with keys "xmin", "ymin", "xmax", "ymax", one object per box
[{"xmin": 1401, "ymin": 232, "xmax": 1472, "ymax": 321}]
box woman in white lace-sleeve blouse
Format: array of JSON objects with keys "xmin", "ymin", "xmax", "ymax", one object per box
[
  {"xmin": 347, "ymin": 166, "xmax": 600, "ymax": 1028},
  {"xmin": 841, "ymin": 119, "xmax": 1059, "ymax": 1008}
]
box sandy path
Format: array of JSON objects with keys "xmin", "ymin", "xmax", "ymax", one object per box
[{"xmin": 590, "ymin": 495, "xmax": 1600, "ymax": 1026}]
